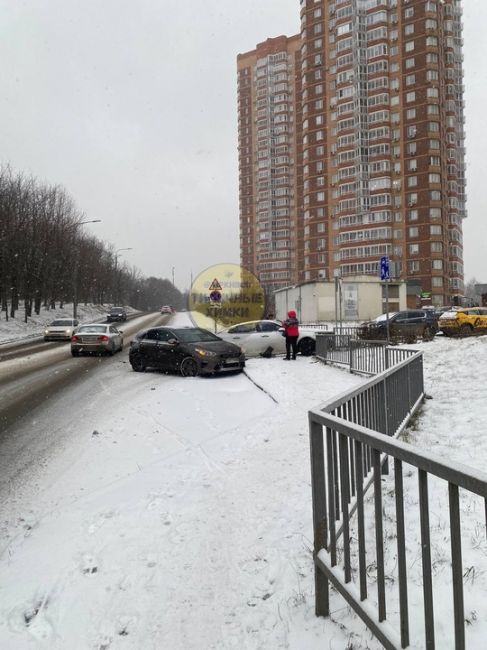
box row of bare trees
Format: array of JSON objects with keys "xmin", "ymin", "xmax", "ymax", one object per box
[{"xmin": 0, "ymin": 166, "xmax": 183, "ymax": 321}]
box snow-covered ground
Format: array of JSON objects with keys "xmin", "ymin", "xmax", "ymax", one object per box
[{"xmin": 0, "ymin": 311, "xmax": 486, "ymax": 649}]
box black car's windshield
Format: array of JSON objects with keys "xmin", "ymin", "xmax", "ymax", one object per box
[{"xmin": 173, "ymin": 328, "xmax": 221, "ymax": 343}]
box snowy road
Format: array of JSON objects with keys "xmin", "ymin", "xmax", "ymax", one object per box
[{"xmin": 0, "ymin": 313, "xmax": 167, "ymax": 433}]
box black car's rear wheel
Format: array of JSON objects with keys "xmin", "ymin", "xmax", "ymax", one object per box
[
  {"xmin": 423, "ymin": 326, "xmax": 436, "ymax": 341},
  {"xmin": 71, "ymin": 350, "xmax": 79, "ymax": 357},
  {"xmin": 180, "ymin": 357, "xmax": 199, "ymax": 377},
  {"xmin": 130, "ymin": 354, "xmax": 146, "ymax": 372},
  {"xmin": 298, "ymin": 337, "xmax": 315, "ymax": 356}
]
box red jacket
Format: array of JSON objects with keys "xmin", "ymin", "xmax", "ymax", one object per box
[{"xmin": 283, "ymin": 310, "xmax": 299, "ymax": 337}]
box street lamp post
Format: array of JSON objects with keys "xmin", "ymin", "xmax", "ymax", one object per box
[
  {"xmin": 72, "ymin": 220, "xmax": 101, "ymax": 319},
  {"xmin": 114, "ymin": 247, "xmax": 133, "ymax": 304}
]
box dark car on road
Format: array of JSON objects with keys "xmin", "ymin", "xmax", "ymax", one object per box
[
  {"xmin": 358, "ymin": 309, "xmax": 438, "ymax": 342},
  {"xmin": 107, "ymin": 307, "xmax": 127, "ymax": 322},
  {"xmin": 129, "ymin": 326, "xmax": 246, "ymax": 377}
]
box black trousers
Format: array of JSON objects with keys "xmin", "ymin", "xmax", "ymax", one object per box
[{"xmin": 285, "ymin": 336, "xmax": 298, "ymax": 359}]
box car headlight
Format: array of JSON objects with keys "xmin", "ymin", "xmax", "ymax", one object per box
[
  {"xmin": 44, "ymin": 329, "xmax": 49, "ymax": 335},
  {"xmin": 194, "ymin": 348, "xmax": 217, "ymax": 358}
]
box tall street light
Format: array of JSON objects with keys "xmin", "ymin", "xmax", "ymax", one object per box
[
  {"xmin": 73, "ymin": 219, "xmax": 101, "ymax": 319},
  {"xmin": 114, "ymin": 247, "xmax": 133, "ymax": 304}
]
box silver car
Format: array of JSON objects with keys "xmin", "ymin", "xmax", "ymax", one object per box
[
  {"xmin": 71, "ymin": 323, "xmax": 124, "ymax": 357},
  {"xmin": 44, "ymin": 318, "xmax": 79, "ymax": 341}
]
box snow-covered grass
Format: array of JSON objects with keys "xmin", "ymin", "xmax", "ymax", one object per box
[{"xmin": 0, "ymin": 312, "xmax": 486, "ymax": 649}]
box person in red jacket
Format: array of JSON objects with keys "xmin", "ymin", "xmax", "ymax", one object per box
[{"xmin": 282, "ymin": 310, "xmax": 299, "ymax": 360}]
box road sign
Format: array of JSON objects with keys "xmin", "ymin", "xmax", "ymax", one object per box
[
  {"xmin": 380, "ymin": 256, "xmax": 390, "ymax": 281},
  {"xmin": 209, "ymin": 290, "xmax": 222, "ymax": 303},
  {"xmin": 208, "ymin": 278, "xmax": 222, "ymax": 291}
]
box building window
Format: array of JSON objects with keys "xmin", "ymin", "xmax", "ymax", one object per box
[{"xmin": 409, "ymin": 244, "xmax": 419, "ymax": 255}]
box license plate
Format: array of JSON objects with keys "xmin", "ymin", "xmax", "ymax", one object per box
[{"xmin": 225, "ymin": 358, "xmax": 239, "ymax": 364}]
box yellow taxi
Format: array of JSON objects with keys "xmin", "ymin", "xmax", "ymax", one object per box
[{"xmin": 438, "ymin": 307, "xmax": 487, "ymax": 337}]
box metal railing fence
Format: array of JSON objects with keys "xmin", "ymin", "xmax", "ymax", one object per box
[
  {"xmin": 309, "ymin": 349, "xmax": 487, "ymax": 649},
  {"xmin": 316, "ymin": 332, "xmax": 418, "ymax": 376}
]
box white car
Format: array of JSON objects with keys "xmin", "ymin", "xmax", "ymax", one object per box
[
  {"xmin": 217, "ymin": 319, "xmax": 317, "ymax": 357},
  {"xmin": 44, "ymin": 318, "xmax": 79, "ymax": 341}
]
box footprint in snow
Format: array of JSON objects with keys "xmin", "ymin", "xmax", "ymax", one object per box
[
  {"xmin": 81, "ymin": 553, "xmax": 99, "ymax": 574},
  {"xmin": 8, "ymin": 598, "xmax": 53, "ymax": 642}
]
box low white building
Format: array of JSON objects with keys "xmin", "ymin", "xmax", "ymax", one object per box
[{"xmin": 274, "ymin": 276, "xmax": 407, "ymax": 323}]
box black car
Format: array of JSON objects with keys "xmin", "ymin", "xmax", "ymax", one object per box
[
  {"xmin": 358, "ymin": 310, "xmax": 438, "ymax": 342},
  {"xmin": 129, "ymin": 326, "xmax": 246, "ymax": 377},
  {"xmin": 107, "ymin": 307, "xmax": 127, "ymax": 322}
]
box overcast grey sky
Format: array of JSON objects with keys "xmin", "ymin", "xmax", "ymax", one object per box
[{"xmin": 1, "ymin": 1, "xmax": 485, "ymax": 289}]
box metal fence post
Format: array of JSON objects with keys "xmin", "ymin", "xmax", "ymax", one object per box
[{"xmin": 309, "ymin": 417, "xmax": 329, "ymax": 616}]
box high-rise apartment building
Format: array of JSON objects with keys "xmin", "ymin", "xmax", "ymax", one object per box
[
  {"xmin": 238, "ymin": 0, "xmax": 466, "ymax": 307},
  {"xmin": 237, "ymin": 36, "xmax": 302, "ymax": 297}
]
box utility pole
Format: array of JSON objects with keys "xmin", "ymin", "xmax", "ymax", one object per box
[
  {"xmin": 72, "ymin": 219, "xmax": 101, "ymax": 319},
  {"xmin": 114, "ymin": 247, "xmax": 133, "ymax": 304}
]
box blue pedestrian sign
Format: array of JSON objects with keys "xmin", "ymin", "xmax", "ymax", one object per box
[{"xmin": 380, "ymin": 256, "xmax": 390, "ymax": 281}]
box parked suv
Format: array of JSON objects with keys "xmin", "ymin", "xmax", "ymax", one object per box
[
  {"xmin": 107, "ymin": 307, "xmax": 127, "ymax": 322},
  {"xmin": 438, "ymin": 307, "xmax": 487, "ymax": 337},
  {"xmin": 358, "ymin": 310, "xmax": 438, "ymax": 342}
]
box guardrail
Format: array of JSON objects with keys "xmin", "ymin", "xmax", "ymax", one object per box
[
  {"xmin": 309, "ymin": 349, "xmax": 487, "ymax": 649},
  {"xmin": 316, "ymin": 332, "xmax": 417, "ymax": 376}
]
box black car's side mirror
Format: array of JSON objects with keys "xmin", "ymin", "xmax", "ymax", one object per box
[{"xmin": 168, "ymin": 338, "xmax": 178, "ymax": 345}]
